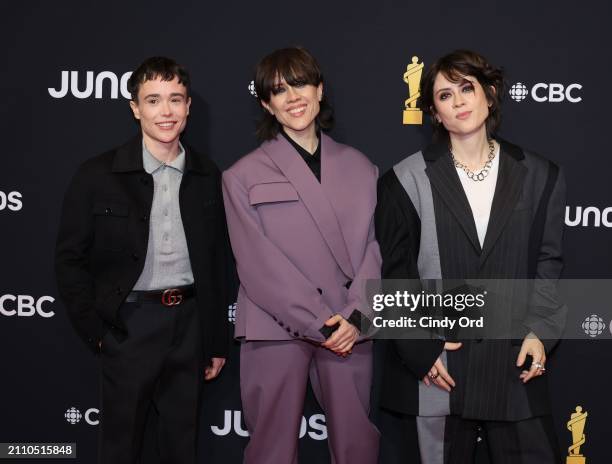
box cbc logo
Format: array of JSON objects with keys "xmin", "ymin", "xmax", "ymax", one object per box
[
  {"xmin": 228, "ymin": 302, "xmax": 236, "ymax": 324},
  {"xmin": 582, "ymin": 315, "xmax": 605, "ymax": 338},
  {"xmin": 248, "ymin": 80, "xmax": 257, "ymax": 98},
  {"xmin": 509, "ymin": 82, "xmax": 582, "ymax": 103},
  {"xmin": 0, "ymin": 191, "xmax": 22, "ymax": 211},
  {"xmin": 0, "ymin": 295, "xmax": 55, "ymax": 318},
  {"xmin": 48, "ymin": 71, "xmax": 133, "ymax": 100},
  {"xmin": 211, "ymin": 410, "xmax": 327, "ymax": 440},
  {"xmin": 566, "ymin": 206, "xmax": 612, "ymax": 228},
  {"xmin": 65, "ymin": 407, "xmax": 99, "ymax": 426}
]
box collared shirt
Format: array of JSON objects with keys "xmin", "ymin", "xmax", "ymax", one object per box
[
  {"xmin": 280, "ymin": 129, "xmax": 321, "ymax": 182},
  {"xmin": 132, "ymin": 141, "xmax": 194, "ymax": 290}
]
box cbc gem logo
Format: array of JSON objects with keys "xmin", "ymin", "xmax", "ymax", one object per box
[
  {"xmin": 248, "ymin": 80, "xmax": 257, "ymax": 98},
  {"xmin": 509, "ymin": 81, "xmax": 582, "ymax": 103},
  {"xmin": 581, "ymin": 314, "xmax": 605, "ymax": 338},
  {"xmin": 509, "ymin": 83, "xmax": 529, "ymax": 102},
  {"xmin": 228, "ymin": 303, "xmax": 236, "ymax": 324},
  {"xmin": 64, "ymin": 407, "xmax": 82, "ymax": 425}
]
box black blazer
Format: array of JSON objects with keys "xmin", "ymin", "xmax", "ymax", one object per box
[
  {"xmin": 55, "ymin": 136, "xmax": 230, "ymax": 362},
  {"xmin": 375, "ymin": 139, "xmax": 566, "ymax": 420}
]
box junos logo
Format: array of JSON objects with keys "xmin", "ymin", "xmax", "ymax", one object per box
[
  {"xmin": 509, "ymin": 82, "xmax": 582, "ymax": 103},
  {"xmin": 0, "ymin": 191, "xmax": 22, "ymax": 211},
  {"xmin": 211, "ymin": 410, "xmax": 327, "ymax": 440},
  {"xmin": 65, "ymin": 407, "xmax": 99, "ymax": 425},
  {"xmin": 565, "ymin": 206, "xmax": 612, "ymax": 228},
  {"xmin": 228, "ymin": 303, "xmax": 236, "ymax": 324},
  {"xmin": 0, "ymin": 295, "xmax": 55, "ymax": 318},
  {"xmin": 48, "ymin": 71, "xmax": 132, "ymax": 100}
]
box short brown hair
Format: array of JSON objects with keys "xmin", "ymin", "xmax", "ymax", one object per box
[
  {"xmin": 421, "ymin": 50, "xmax": 504, "ymax": 141},
  {"xmin": 254, "ymin": 47, "xmax": 334, "ymax": 141},
  {"xmin": 128, "ymin": 56, "xmax": 190, "ymax": 102}
]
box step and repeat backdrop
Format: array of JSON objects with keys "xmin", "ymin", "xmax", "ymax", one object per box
[{"xmin": 2, "ymin": 1, "xmax": 611, "ymax": 462}]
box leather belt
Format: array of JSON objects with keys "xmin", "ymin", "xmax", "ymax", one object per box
[{"xmin": 125, "ymin": 285, "xmax": 195, "ymax": 307}]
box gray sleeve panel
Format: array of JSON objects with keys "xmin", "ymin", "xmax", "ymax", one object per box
[
  {"xmin": 394, "ymin": 153, "xmax": 450, "ymax": 417},
  {"xmin": 393, "ymin": 152, "xmax": 443, "ymax": 280}
]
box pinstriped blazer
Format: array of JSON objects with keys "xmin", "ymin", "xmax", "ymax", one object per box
[{"xmin": 375, "ymin": 139, "xmax": 566, "ymax": 420}]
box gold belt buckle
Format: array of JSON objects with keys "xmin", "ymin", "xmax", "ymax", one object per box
[{"xmin": 161, "ymin": 288, "xmax": 183, "ymax": 307}]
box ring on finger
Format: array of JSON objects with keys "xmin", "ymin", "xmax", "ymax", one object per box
[
  {"xmin": 428, "ymin": 372, "xmax": 439, "ymax": 380},
  {"xmin": 531, "ymin": 361, "xmax": 544, "ymax": 370}
]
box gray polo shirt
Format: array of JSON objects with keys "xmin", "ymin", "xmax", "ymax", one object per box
[{"xmin": 132, "ymin": 142, "xmax": 194, "ymax": 291}]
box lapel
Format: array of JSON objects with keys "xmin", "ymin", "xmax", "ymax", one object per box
[
  {"xmin": 260, "ymin": 133, "xmax": 355, "ymax": 279},
  {"xmin": 479, "ymin": 140, "xmax": 526, "ymax": 266},
  {"xmin": 423, "ymin": 138, "xmax": 527, "ymax": 265},
  {"xmin": 424, "ymin": 142, "xmax": 482, "ymax": 254}
]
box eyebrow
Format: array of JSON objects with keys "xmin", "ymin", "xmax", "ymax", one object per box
[
  {"xmin": 143, "ymin": 92, "xmax": 186, "ymax": 99},
  {"xmin": 434, "ymin": 79, "xmax": 474, "ymax": 95}
]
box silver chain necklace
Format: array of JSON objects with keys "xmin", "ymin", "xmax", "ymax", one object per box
[{"xmin": 450, "ymin": 139, "xmax": 496, "ymax": 182}]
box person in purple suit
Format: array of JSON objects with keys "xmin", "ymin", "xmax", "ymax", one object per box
[{"xmin": 222, "ymin": 47, "xmax": 381, "ymax": 463}]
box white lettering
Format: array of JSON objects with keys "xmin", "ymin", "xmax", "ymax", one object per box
[
  {"xmin": 565, "ymin": 84, "xmax": 582, "ymax": 103},
  {"xmin": 582, "ymin": 206, "xmax": 601, "ymax": 227},
  {"xmin": 95, "ymin": 71, "xmax": 118, "ymax": 99},
  {"xmin": 548, "ymin": 83, "xmax": 565, "ymax": 102},
  {"xmin": 48, "ymin": 71, "xmax": 69, "ymax": 98},
  {"xmin": 70, "ymin": 71, "xmax": 94, "ymax": 99},
  {"xmin": 0, "ymin": 295, "xmax": 17, "ymax": 316},
  {"xmin": 531, "ymin": 83, "xmax": 548, "ymax": 102},
  {"xmin": 565, "ymin": 206, "xmax": 582, "ymax": 226},
  {"xmin": 85, "ymin": 408, "xmax": 99, "ymax": 425}
]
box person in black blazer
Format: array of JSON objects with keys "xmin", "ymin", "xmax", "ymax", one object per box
[
  {"xmin": 375, "ymin": 50, "xmax": 566, "ymax": 463},
  {"xmin": 55, "ymin": 57, "xmax": 230, "ymax": 464}
]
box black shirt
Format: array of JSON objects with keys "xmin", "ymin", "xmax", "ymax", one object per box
[{"xmin": 280, "ymin": 129, "xmax": 321, "ymax": 182}]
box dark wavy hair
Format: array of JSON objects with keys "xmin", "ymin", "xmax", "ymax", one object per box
[
  {"xmin": 421, "ymin": 50, "xmax": 505, "ymax": 141},
  {"xmin": 127, "ymin": 56, "xmax": 190, "ymax": 102},
  {"xmin": 254, "ymin": 47, "xmax": 334, "ymax": 142}
]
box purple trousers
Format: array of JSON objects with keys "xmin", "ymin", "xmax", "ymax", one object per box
[{"xmin": 240, "ymin": 339, "xmax": 379, "ymax": 464}]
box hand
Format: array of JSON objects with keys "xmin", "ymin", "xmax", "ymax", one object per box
[
  {"xmin": 321, "ymin": 314, "xmax": 359, "ymax": 356},
  {"xmin": 422, "ymin": 342, "xmax": 462, "ymax": 392},
  {"xmin": 204, "ymin": 357, "xmax": 226, "ymax": 381},
  {"xmin": 516, "ymin": 332, "xmax": 546, "ymax": 383}
]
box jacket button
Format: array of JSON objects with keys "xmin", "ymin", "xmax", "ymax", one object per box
[
  {"xmin": 272, "ymin": 315, "xmax": 278, "ymax": 321},
  {"xmin": 345, "ymin": 280, "xmax": 353, "ymax": 289},
  {"xmin": 131, "ymin": 253, "xmax": 139, "ymax": 261},
  {"xmin": 285, "ymin": 327, "xmax": 291, "ymax": 333},
  {"xmin": 116, "ymin": 287, "xmax": 122, "ymax": 295},
  {"xmin": 293, "ymin": 331, "xmax": 299, "ymax": 337},
  {"xmin": 317, "ymin": 288, "xmax": 323, "ymax": 295},
  {"xmin": 105, "ymin": 207, "xmax": 112, "ymax": 214},
  {"xmin": 140, "ymin": 215, "xmax": 148, "ymax": 222},
  {"xmin": 279, "ymin": 321, "xmax": 284, "ymax": 327}
]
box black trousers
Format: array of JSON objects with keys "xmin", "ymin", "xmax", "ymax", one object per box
[
  {"xmin": 98, "ymin": 298, "xmax": 201, "ymax": 464},
  {"xmin": 444, "ymin": 415, "xmax": 562, "ymax": 464}
]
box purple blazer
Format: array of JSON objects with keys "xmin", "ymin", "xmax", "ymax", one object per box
[{"xmin": 222, "ymin": 133, "xmax": 381, "ymax": 341}]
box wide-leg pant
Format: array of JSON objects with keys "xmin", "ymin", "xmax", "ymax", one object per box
[
  {"xmin": 416, "ymin": 414, "xmax": 561, "ymax": 464},
  {"xmin": 240, "ymin": 339, "xmax": 380, "ymax": 464},
  {"xmin": 98, "ymin": 299, "xmax": 201, "ymax": 464}
]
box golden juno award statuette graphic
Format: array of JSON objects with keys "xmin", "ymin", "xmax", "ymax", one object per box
[
  {"xmin": 403, "ymin": 56, "xmax": 424, "ymax": 125},
  {"xmin": 567, "ymin": 406, "xmax": 588, "ymax": 464}
]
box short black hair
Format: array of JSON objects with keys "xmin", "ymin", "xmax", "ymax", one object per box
[
  {"xmin": 421, "ymin": 50, "xmax": 505, "ymax": 141},
  {"xmin": 254, "ymin": 47, "xmax": 334, "ymax": 142},
  {"xmin": 128, "ymin": 56, "xmax": 190, "ymax": 102}
]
